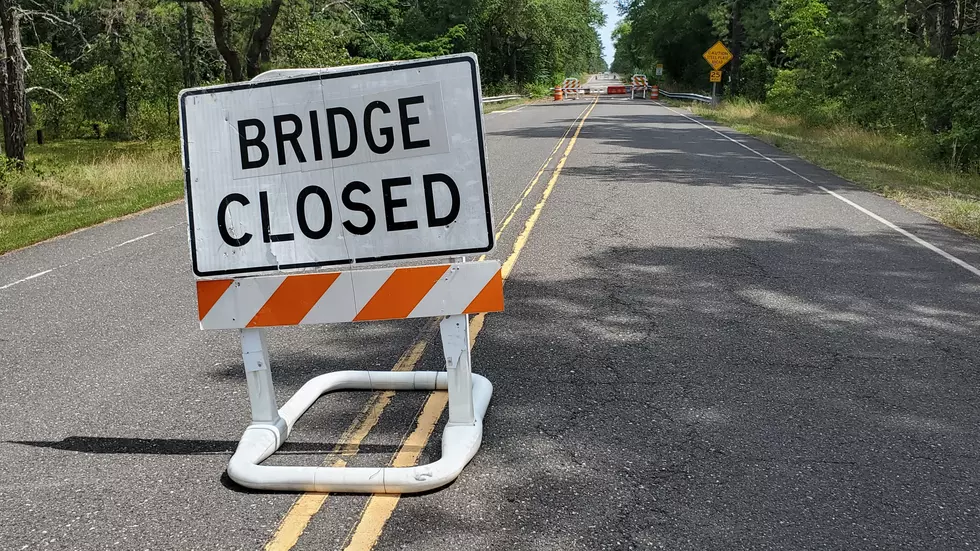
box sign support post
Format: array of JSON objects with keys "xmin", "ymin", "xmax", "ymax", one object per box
[
  {"xmin": 703, "ymin": 41, "xmax": 733, "ymax": 106},
  {"xmin": 241, "ymin": 328, "xmax": 284, "ymax": 428},
  {"xmin": 441, "ymin": 313, "xmax": 475, "ymax": 426}
]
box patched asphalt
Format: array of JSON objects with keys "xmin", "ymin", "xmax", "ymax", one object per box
[{"xmin": 2, "ymin": 97, "xmax": 980, "ymax": 550}]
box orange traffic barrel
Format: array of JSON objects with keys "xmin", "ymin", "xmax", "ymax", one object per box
[{"xmin": 554, "ymin": 88, "xmax": 563, "ymax": 101}]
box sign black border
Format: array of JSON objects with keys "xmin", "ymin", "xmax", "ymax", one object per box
[{"xmin": 179, "ymin": 55, "xmax": 492, "ymax": 278}]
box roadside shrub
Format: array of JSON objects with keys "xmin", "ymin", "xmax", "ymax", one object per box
[
  {"xmin": 766, "ymin": 69, "xmax": 804, "ymax": 112},
  {"xmin": 934, "ymin": 36, "xmax": 980, "ymax": 169},
  {"xmin": 523, "ymin": 82, "xmax": 552, "ymax": 98},
  {"xmin": 767, "ymin": 68, "xmax": 842, "ymax": 126},
  {"xmin": 0, "ymin": 158, "xmax": 42, "ymax": 209},
  {"xmin": 6, "ymin": 176, "xmax": 39, "ymax": 205},
  {"xmin": 129, "ymin": 100, "xmax": 179, "ymax": 140},
  {"xmin": 737, "ymin": 54, "xmax": 775, "ymax": 101},
  {"xmin": 484, "ymin": 77, "xmax": 519, "ymax": 97}
]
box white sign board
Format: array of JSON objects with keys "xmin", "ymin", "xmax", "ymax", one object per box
[{"xmin": 179, "ymin": 54, "xmax": 492, "ymax": 277}]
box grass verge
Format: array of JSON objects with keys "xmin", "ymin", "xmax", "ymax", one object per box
[
  {"xmin": 691, "ymin": 100, "xmax": 980, "ymax": 239},
  {"xmin": 0, "ymin": 140, "xmax": 183, "ymax": 254},
  {"xmin": 482, "ymin": 98, "xmax": 528, "ymax": 114},
  {"xmin": 0, "ymin": 97, "xmax": 538, "ymax": 255}
]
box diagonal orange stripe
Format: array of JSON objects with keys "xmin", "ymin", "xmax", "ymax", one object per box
[
  {"xmin": 197, "ymin": 279, "xmax": 234, "ymax": 320},
  {"xmin": 462, "ymin": 269, "xmax": 504, "ymax": 314},
  {"xmin": 354, "ymin": 265, "xmax": 450, "ymax": 322},
  {"xmin": 247, "ymin": 272, "xmax": 341, "ymax": 327}
]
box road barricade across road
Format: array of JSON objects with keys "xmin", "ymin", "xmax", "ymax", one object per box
[
  {"xmin": 554, "ymin": 77, "xmax": 582, "ymax": 100},
  {"xmin": 179, "ymin": 53, "xmax": 502, "ymax": 494},
  {"xmin": 631, "ymin": 74, "xmax": 648, "ymax": 99}
]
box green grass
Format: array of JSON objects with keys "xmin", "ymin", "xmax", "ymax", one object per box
[
  {"xmin": 0, "ymin": 139, "xmax": 183, "ymax": 254},
  {"xmin": 0, "ymin": 98, "xmax": 537, "ymax": 253},
  {"xmin": 482, "ymin": 98, "xmax": 529, "ymax": 113},
  {"xmin": 691, "ymin": 100, "xmax": 980, "ymax": 239}
]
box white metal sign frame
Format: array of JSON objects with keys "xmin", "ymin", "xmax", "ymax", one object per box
[
  {"xmin": 180, "ymin": 55, "xmax": 493, "ymax": 278},
  {"xmin": 229, "ymin": 315, "xmax": 491, "ymax": 493},
  {"xmin": 183, "ymin": 60, "xmax": 500, "ymax": 494}
]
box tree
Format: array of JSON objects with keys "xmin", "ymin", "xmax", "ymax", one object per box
[
  {"xmin": 189, "ymin": 0, "xmax": 284, "ymax": 81},
  {"xmin": 0, "ymin": 0, "xmax": 26, "ymax": 163},
  {"xmin": 0, "ymin": 0, "xmax": 613, "ymax": 155},
  {"xmin": 611, "ymin": 0, "xmax": 980, "ymax": 166}
]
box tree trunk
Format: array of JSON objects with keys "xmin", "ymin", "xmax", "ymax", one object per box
[
  {"xmin": 0, "ymin": 12, "xmax": 9, "ymax": 157},
  {"xmin": 957, "ymin": 0, "xmax": 965, "ymax": 35},
  {"xmin": 510, "ymin": 46, "xmax": 517, "ymax": 81},
  {"xmin": 205, "ymin": 0, "xmax": 243, "ymax": 81},
  {"xmin": 182, "ymin": 4, "xmax": 197, "ymax": 88},
  {"xmin": 244, "ymin": 0, "xmax": 283, "ymax": 79},
  {"xmin": 113, "ymin": 65, "xmax": 128, "ymax": 124},
  {"xmin": 730, "ymin": 0, "xmax": 742, "ymax": 96},
  {"xmin": 0, "ymin": 0, "xmax": 26, "ymax": 164},
  {"xmin": 923, "ymin": 3, "xmax": 939, "ymax": 54},
  {"xmin": 938, "ymin": 0, "xmax": 957, "ymax": 59}
]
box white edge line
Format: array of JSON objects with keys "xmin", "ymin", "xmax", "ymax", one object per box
[
  {"xmin": 817, "ymin": 186, "xmax": 980, "ymax": 278},
  {"xmin": 102, "ymin": 231, "xmax": 158, "ymax": 252},
  {"xmin": 658, "ymin": 102, "xmax": 980, "ymax": 279},
  {"xmin": 0, "ymin": 225, "xmax": 181, "ymax": 291},
  {"xmin": 0, "ymin": 269, "xmax": 54, "ymax": 290}
]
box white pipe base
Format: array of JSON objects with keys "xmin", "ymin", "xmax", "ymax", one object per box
[{"xmin": 226, "ymin": 370, "xmax": 492, "ymax": 494}]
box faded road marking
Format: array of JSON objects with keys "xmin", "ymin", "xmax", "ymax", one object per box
[
  {"xmin": 265, "ymin": 100, "xmax": 595, "ymax": 551},
  {"xmin": 0, "ymin": 226, "xmax": 180, "ymax": 291},
  {"xmin": 659, "ymin": 103, "xmax": 980, "ymax": 279},
  {"xmin": 341, "ymin": 96, "xmax": 601, "ymax": 551}
]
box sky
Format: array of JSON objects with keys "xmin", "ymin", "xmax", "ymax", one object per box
[{"xmin": 599, "ymin": 0, "xmax": 621, "ymax": 66}]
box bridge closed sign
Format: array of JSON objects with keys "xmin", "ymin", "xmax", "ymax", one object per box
[{"xmin": 179, "ymin": 54, "xmax": 492, "ymax": 277}]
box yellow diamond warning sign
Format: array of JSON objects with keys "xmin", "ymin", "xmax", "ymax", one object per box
[{"xmin": 703, "ymin": 41, "xmax": 733, "ymax": 70}]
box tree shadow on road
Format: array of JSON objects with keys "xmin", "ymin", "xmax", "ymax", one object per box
[
  {"xmin": 386, "ymin": 226, "xmax": 980, "ymax": 550},
  {"xmin": 495, "ymin": 111, "xmax": 832, "ymax": 198}
]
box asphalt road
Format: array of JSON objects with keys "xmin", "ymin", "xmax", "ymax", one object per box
[{"xmin": 2, "ymin": 96, "xmax": 980, "ymax": 550}]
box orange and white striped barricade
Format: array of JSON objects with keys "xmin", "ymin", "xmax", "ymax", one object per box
[
  {"xmin": 179, "ymin": 54, "xmax": 501, "ymax": 494},
  {"xmin": 557, "ymin": 77, "xmax": 580, "ymax": 99},
  {"xmin": 631, "ymin": 74, "xmax": 648, "ymax": 99},
  {"xmin": 197, "ymin": 261, "xmax": 502, "ymax": 493}
]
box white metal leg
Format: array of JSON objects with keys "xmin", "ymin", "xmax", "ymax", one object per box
[
  {"xmin": 227, "ymin": 310, "xmax": 491, "ymax": 494},
  {"xmin": 240, "ymin": 328, "xmax": 281, "ymax": 426},
  {"xmin": 226, "ymin": 370, "xmax": 493, "ymax": 493},
  {"xmin": 440, "ymin": 314, "xmax": 475, "ymax": 427}
]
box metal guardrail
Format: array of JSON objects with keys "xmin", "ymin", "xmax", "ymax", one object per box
[
  {"xmin": 482, "ymin": 94, "xmax": 522, "ymax": 103},
  {"xmin": 660, "ymin": 90, "xmax": 712, "ymax": 103}
]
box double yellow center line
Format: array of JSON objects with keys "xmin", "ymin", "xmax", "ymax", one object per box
[{"xmin": 266, "ymin": 96, "xmax": 600, "ymax": 551}]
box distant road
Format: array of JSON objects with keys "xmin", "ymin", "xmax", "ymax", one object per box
[{"xmin": 3, "ymin": 96, "xmax": 980, "ymax": 550}]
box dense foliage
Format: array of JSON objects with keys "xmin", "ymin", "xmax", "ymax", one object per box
[
  {"xmin": 611, "ymin": 0, "xmax": 980, "ymax": 167},
  {"xmin": 4, "ymin": 0, "xmax": 606, "ymax": 149}
]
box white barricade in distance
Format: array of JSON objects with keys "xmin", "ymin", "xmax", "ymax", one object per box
[{"xmin": 631, "ymin": 74, "xmax": 649, "ymax": 99}]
